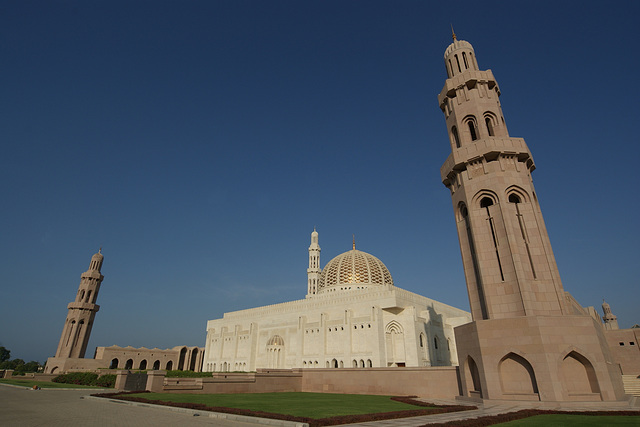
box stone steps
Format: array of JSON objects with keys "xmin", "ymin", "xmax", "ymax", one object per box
[{"xmin": 622, "ymin": 375, "xmax": 640, "ymax": 396}]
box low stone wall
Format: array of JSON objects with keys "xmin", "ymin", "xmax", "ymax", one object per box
[
  {"xmin": 123, "ymin": 367, "xmax": 462, "ymax": 398},
  {"xmin": 1, "ymin": 371, "xmax": 58, "ymax": 382},
  {"xmin": 13, "ymin": 373, "xmax": 59, "ymax": 382},
  {"xmin": 164, "ymin": 370, "xmax": 302, "ymax": 394},
  {"xmin": 300, "ymin": 367, "xmax": 461, "ymax": 398}
]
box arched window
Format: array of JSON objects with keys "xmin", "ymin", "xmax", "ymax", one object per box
[
  {"xmin": 484, "ymin": 112, "xmax": 499, "ymax": 137},
  {"xmin": 166, "ymin": 360, "xmax": 173, "ymax": 370},
  {"xmin": 468, "ymin": 120, "xmax": 478, "ymax": 141},
  {"xmin": 480, "ymin": 197, "xmax": 494, "ymax": 208},
  {"xmin": 507, "ymin": 189, "xmax": 536, "ymax": 279},
  {"xmin": 189, "ymin": 348, "xmax": 199, "ymax": 371},
  {"xmin": 452, "ymin": 126, "xmax": 461, "ymax": 148},
  {"xmin": 109, "ymin": 358, "xmax": 119, "ymax": 369},
  {"xmin": 485, "ymin": 117, "xmax": 494, "ymax": 136},
  {"xmin": 460, "ymin": 203, "xmax": 468, "ymax": 219},
  {"xmin": 124, "ymin": 359, "xmax": 133, "ymax": 370},
  {"xmin": 462, "ymin": 52, "xmax": 469, "ymax": 69},
  {"xmin": 178, "ymin": 347, "xmax": 187, "ymax": 370},
  {"xmin": 153, "ymin": 360, "xmax": 160, "ymax": 370},
  {"xmin": 479, "ymin": 194, "xmax": 504, "ymax": 281},
  {"xmin": 139, "ymin": 359, "xmax": 147, "ymax": 370},
  {"xmin": 455, "ymin": 54, "xmax": 461, "ymax": 73},
  {"xmin": 463, "ymin": 115, "xmax": 479, "ymax": 142}
]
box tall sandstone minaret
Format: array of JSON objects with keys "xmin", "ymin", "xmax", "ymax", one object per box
[
  {"xmin": 439, "ymin": 33, "xmax": 625, "ymax": 402},
  {"xmin": 439, "ymin": 34, "xmax": 568, "ymax": 321},
  {"xmin": 54, "ymin": 250, "xmax": 104, "ymax": 359}
]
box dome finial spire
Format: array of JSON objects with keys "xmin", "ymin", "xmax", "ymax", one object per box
[
  {"xmin": 352, "ymin": 234, "xmax": 356, "ymax": 250},
  {"xmin": 451, "ymin": 24, "xmax": 456, "ymax": 41}
]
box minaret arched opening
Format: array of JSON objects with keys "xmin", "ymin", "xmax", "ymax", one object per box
[
  {"xmin": 480, "ymin": 197, "xmax": 494, "ymax": 208},
  {"xmin": 452, "ymin": 126, "xmax": 461, "ymax": 148},
  {"xmin": 463, "ymin": 116, "xmax": 479, "ymax": 141}
]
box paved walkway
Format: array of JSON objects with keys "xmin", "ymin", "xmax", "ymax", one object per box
[{"xmin": 0, "ymin": 384, "xmax": 280, "ymax": 427}]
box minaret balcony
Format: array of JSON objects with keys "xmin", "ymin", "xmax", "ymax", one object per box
[
  {"xmin": 67, "ymin": 301, "xmax": 100, "ymax": 311},
  {"xmin": 438, "ymin": 69, "xmax": 499, "ymax": 107},
  {"xmin": 81, "ymin": 271, "xmax": 104, "ymax": 280},
  {"xmin": 440, "ymin": 137, "xmax": 534, "ymax": 182}
]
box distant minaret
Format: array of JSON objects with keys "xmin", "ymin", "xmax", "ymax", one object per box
[
  {"xmin": 54, "ymin": 250, "xmax": 104, "ymax": 358},
  {"xmin": 602, "ymin": 300, "xmax": 619, "ymax": 330},
  {"xmin": 307, "ymin": 228, "xmax": 321, "ymax": 296}
]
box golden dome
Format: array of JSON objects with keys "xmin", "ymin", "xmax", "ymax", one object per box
[{"xmin": 317, "ymin": 249, "xmax": 393, "ymax": 294}]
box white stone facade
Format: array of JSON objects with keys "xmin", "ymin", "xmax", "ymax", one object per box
[{"xmin": 204, "ymin": 231, "xmax": 471, "ymax": 372}]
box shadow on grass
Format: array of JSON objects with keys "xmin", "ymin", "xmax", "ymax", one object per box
[{"xmin": 91, "ymin": 391, "xmax": 475, "ymax": 426}]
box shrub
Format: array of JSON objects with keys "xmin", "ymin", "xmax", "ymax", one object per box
[
  {"xmin": 165, "ymin": 370, "xmax": 213, "ymax": 378},
  {"xmin": 51, "ymin": 372, "xmax": 115, "ymax": 387},
  {"xmin": 94, "ymin": 374, "xmax": 116, "ymax": 388},
  {"xmin": 52, "ymin": 372, "xmax": 98, "ymax": 385}
]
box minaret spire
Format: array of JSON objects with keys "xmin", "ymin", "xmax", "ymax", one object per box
[
  {"xmin": 602, "ymin": 300, "xmax": 619, "ymax": 330},
  {"xmin": 352, "ymin": 234, "xmax": 356, "ymax": 250},
  {"xmin": 307, "ymin": 228, "xmax": 321, "ymax": 296},
  {"xmin": 451, "ymin": 24, "xmax": 457, "ymax": 41}
]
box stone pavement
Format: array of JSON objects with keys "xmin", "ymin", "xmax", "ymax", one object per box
[{"xmin": 0, "ymin": 384, "xmax": 290, "ymax": 427}]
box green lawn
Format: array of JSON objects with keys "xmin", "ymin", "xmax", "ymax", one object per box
[
  {"xmin": 494, "ymin": 414, "xmax": 640, "ymax": 426},
  {"xmin": 0, "ymin": 379, "xmax": 104, "ymax": 389},
  {"xmin": 127, "ymin": 392, "xmax": 430, "ymax": 418}
]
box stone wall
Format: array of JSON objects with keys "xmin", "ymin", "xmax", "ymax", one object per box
[
  {"xmin": 128, "ymin": 367, "xmax": 461, "ymax": 398},
  {"xmin": 605, "ymin": 329, "xmax": 640, "ymax": 375},
  {"xmin": 300, "ymin": 366, "xmax": 460, "ymax": 398}
]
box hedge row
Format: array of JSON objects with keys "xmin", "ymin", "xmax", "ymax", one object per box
[
  {"xmin": 165, "ymin": 370, "xmax": 213, "ymax": 378},
  {"xmin": 52, "ymin": 372, "xmax": 116, "ymax": 388}
]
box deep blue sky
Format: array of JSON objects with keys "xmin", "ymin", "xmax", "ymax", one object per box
[{"xmin": 2, "ymin": 1, "xmax": 639, "ymax": 363}]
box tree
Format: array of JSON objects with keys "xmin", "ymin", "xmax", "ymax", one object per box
[{"xmin": 0, "ymin": 346, "xmax": 10, "ymax": 363}]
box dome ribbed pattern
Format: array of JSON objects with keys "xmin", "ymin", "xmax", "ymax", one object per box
[
  {"xmin": 267, "ymin": 335, "xmax": 284, "ymax": 346},
  {"xmin": 318, "ymin": 249, "xmax": 393, "ymax": 293}
]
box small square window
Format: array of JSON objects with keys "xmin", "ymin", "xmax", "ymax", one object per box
[
  {"xmin": 619, "ymin": 342, "xmax": 625, "ymax": 346},
  {"xmin": 630, "ymin": 342, "xmax": 635, "ymax": 346}
]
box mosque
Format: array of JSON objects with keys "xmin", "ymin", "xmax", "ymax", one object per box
[
  {"xmin": 202, "ymin": 233, "xmax": 471, "ymax": 372},
  {"xmin": 43, "ymin": 33, "xmax": 640, "ymax": 403}
]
